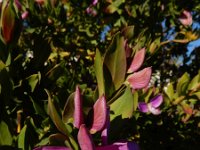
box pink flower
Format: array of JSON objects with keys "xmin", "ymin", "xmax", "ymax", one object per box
[
  {"xmin": 138, "ymin": 95, "xmax": 163, "ymax": 115},
  {"xmin": 1, "ymin": 1, "xmax": 16, "ymax": 43},
  {"xmin": 73, "ymin": 86, "xmax": 107, "ymax": 134},
  {"xmin": 21, "ymin": 11, "xmax": 29, "ymax": 20},
  {"xmin": 179, "ymin": 10, "xmax": 193, "ymax": 26},
  {"xmin": 35, "ymin": 0, "xmax": 45, "ymax": 5},
  {"xmin": 126, "ymin": 48, "xmax": 152, "ymax": 90}
]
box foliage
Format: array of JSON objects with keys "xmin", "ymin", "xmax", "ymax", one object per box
[{"xmin": 0, "ymin": 0, "xmax": 200, "ymax": 150}]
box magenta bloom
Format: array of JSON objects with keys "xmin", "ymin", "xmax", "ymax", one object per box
[
  {"xmin": 179, "ymin": 10, "xmax": 192, "ymax": 26},
  {"xmin": 73, "ymin": 86, "xmax": 84, "ymax": 129},
  {"xmin": 34, "ymin": 146, "xmax": 70, "ymax": 150},
  {"xmin": 138, "ymin": 95, "xmax": 163, "ymax": 115},
  {"xmin": 126, "ymin": 48, "xmax": 152, "ymax": 90},
  {"xmin": 73, "ymin": 86, "xmax": 107, "ymax": 134},
  {"xmin": 21, "ymin": 11, "xmax": 29, "ymax": 20},
  {"xmin": 78, "ymin": 124, "xmax": 139, "ymax": 150}
]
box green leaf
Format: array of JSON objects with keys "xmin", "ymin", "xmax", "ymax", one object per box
[
  {"xmin": 94, "ymin": 49, "xmax": 105, "ymax": 96},
  {"xmin": 110, "ymin": 86, "xmax": 134, "ymax": 120},
  {"xmin": 176, "ymin": 72, "xmax": 190, "ymax": 95},
  {"xmin": 193, "ymin": 92, "xmax": 200, "ymax": 99},
  {"xmin": 18, "ymin": 125, "xmax": 28, "ymax": 150},
  {"xmin": 30, "ymin": 97, "xmax": 47, "ymax": 118},
  {"xmin": 121, "ymin": 26, "xmax": 135, "ymax": 40},
  {"xmin": 46, "ymin": 90, "xmax": 78, "ymax": 150},
  {"xmin": 188, "ymin": 73, "xmax": 200, "ymax": 91},
  {"xmin": 62, "ymin": 92, "xmax": 75, "ymax": 123},
  {"xmin": 133, "ymin": 92, "xmax": 138, "ymax": 111},
  {"xmin": 46, "ymin": 90, "xmax": 69, "ymax": 135},
  {"xmin": 0, "ymin": 121, "xmax": 12, "ymax": 145},
  {"xmin": 26, "ymin": 72, "xmax": 41, "ymax": 92},
  {"xmin": 104, "ymin": 33, "xmax": 126, "ymax": 90},
  {"xmin": 164, "ymin": 82, "xmax": 174, "ymax": 100}
]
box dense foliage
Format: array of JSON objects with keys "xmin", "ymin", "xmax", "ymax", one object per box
[{"xmin": 0, "ymin": 0, "xmax": 200, "ymax": 150}]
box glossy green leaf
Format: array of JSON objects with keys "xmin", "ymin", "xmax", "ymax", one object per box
[
  {"xmin": 110, "ymin": 86, "xmax": 134, "ymax": 120},
  {"xmin": 0, "ymin": 121, "xmax": 12, "ymax": 145},
  {"xmin": 176, "ymin": 72, "xmax": 190, "ymax": 95},
  {"xmin": 46, "ymin": 90, "xmax": 69, "ymax": 135},
  {"xmin": 164, "ymin": 82, "xmax": 174, "ymax": 100},
  {"xmin": 193, "ymin": 92, "xmax": 200, "ymax": 99},
  {"xmin": 133, "ymin": 91, "xmax": 138, "ymax": 111},
  {"xmin": 30, "ymin": 97, "xmax": 46, "ymax": 118},
  {"xmin": 26, "ymin": 72, "xmax": 41, "ymax": 92},
  {"xmin": 94, "ymin": 49, "xmax": 105, "ymax": 96},
  {"xmin": 188, "ymin": 73, "xmax": 200, "ymax": 91},
  {"xmin": 62, "ymin": 92, "xmax": 75, "ymax": 123},
  {"xmin": 46, "ymin": 90, "xmax": 78, "ymax": 150},
  {"xmin": 18, "ymin": 125, "xmax": 28, "ymax": 150},
  {"xmin": 104, "ymin": 33, "xmax": 126, "ymax": 90}
]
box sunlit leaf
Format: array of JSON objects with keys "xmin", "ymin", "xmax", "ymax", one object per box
[
  {"xmin": 188, "ymin": 73, "xmax": 200, "ymax": 91},
  {"xmin": 176, "ymin": 72, "xmax": 190, "ymax": 95},
  {"xmin": 0, "ymin": 121, "xmax": 12, "ymax": 145},
  {"xmin": 104, "ymin": 33, "xmax": 126, "ymax": 90},
  {"xmin": 94, "ymin": 49, "xmax": 105, "ymax": 96},
  {"xmin": 164, "ymin": 82, "xmax": 174, "ymax": 100},
  {"xmin": 18, "ymin": 125, "xmax": 28, "ymax": 150},
  {"xmin": 110, "ymin": 86, "xmax": 134, "ymax": 120}
]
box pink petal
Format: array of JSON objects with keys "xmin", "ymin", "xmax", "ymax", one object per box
[
  {"xmin": 148, "ymin": 105, "xmax": 161, "ymax": 115},
  {"xmin": 138, "ymin": 102, "xmax": 149, "ymax": 113},
  {"xmin": 101, "ymin": 107, "xmax": 110, "ymax": 145},
  {"xmin": 92, "ymin": 0, "xmax": 98, "ymax": 6},
  {"xmin": 2, "ymin": 1, "xmax": 15, "ymax": 43},
  {"xmin": 128, "ymin": 48, "xmax": 146, "ymax": 73},
  {"xmin": 127, "ymin": 67, "xmax": 152, "ymax": 89},
  {"xmin": 34, "ymin": 146, "xmax": 70, "ymax": 150},
  {"xmin": 21, "ymin": 11, "xmax": 29, "ymax": 20},
  {"xmin": 78, "ymin": 124, "xmax": 95, "ymax": 150},
  {"xmin": 150, "ymin": 95, "xmax": 163, "ymax": 108},
  {"xmin": 90, "ymin": 95, "xmax": 107, "ymax": 134},
  {"xmin": 14, "ymin": 0, "xmax": 22, "ymax": 10},
  {"xmin": 96, "ymin": 142, "xmax": 140, "ymax": 150},
  {"xmin": 179, "ymin": 10, "xmax": 192, "ymax": 26},
  {"xmin": 73, "ymin": 86, "xmax": 84, "ymax": 128}
]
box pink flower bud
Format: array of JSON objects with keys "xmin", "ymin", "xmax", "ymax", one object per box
[
  {"xmin": 21, "ymin": 11, "xmax": 29, "ymax": 20},
  {"xmin": 179, "ymin": 10, "xmax": 193, "ymax": 26},
  {"xmin": 1, "ymin": 1, "xmax": 16, "ymax": 43}
]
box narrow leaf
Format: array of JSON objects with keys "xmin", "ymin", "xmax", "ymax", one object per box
[
  {"xmin": 94, "ymin": 49, "xmax": 105, "ymax": 96},
  {"xmin": 62, "ymin": 92, "xmax": 75, "ymax": 123},
  {"xmin": 46, "ymin": 90, "xmax": 69, "ymax": 135},
  {"xmin": 104, "ymin": 33, "xmax": 126, "ymax": 90},
  {"xmin": 18, "ymin": 125, "xmax": 27, "ymax": 150}
]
